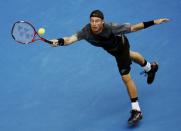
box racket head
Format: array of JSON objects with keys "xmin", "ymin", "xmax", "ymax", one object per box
[{"xmin": 11, "ymin": 21, "xmax": 38, "ymax": 44}]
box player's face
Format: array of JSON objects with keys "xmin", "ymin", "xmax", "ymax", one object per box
[{"xmin": 90, "ymin": 17, "xmax": 104, "ymax": 34}]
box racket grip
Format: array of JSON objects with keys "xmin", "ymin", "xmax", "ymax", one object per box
[{"xmin": 43, "ymin": 38, "xmax": 53, "ymax": 44}]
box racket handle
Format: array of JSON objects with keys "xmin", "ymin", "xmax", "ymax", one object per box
[{"xmin": 42, "ymin": 38, "xmax": 53, "ymax": 44}]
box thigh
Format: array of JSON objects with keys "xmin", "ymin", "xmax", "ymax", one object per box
[
  {"xmin": 115, "ymin": 54, "xmax": 132, "ymax": 76},
  {"xmin": 115, "ymin": 38, "xmax": 132, "ymax": 76}
]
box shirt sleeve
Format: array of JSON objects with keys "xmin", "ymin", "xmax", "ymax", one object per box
[
  {"xmin": 76, "ymin": 26, "xmax": 87, "ymax": 40},
  {"xmin": 110, "ymin": 22, "xmax": 132, "ymax": 35}
]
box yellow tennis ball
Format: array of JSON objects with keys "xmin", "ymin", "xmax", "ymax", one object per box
[{"xmin": 38, "ymin": 28, "xmax": 45, "ymax": 35}]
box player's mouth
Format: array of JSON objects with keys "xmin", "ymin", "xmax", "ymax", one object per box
[{"xmin": 91, "ymin": 26, "xmax": 98, "ymax": 31}]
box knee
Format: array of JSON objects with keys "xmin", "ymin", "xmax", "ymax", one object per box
[{"xmin": 121, "ymin": 74, "xmax": 132, "ymax": 84}]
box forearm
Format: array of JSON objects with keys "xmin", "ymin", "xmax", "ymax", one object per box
[
  {"xmin": 131, "ymin": 20, "xmax": 155, "ymax": 32},
  {"xmin": 63, "ymin": 36, "xmax": 77, "ymax": 46},
  {"xmin": 131, "ymin": 18, "xmax": 169, "ymax": 32},
  {"xmin": 54, "ymin": 34, "xmax": 79, "ymax": 46},
  {"xmin": 56, "ymin": 37, "xmax": 72, "ymax": 46}
]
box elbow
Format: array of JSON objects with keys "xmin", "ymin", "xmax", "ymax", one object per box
[{"xmin": 130, "ymin": 27, "xmax": 137, "ymax": 32}]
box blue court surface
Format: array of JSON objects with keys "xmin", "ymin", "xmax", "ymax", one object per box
[{"xmin": 0, "ymin": 0, "xmax": 181, "ymax": 131}]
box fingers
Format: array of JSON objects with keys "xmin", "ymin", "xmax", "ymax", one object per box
[
  {"xmin": 161, "ymin": 18, "xmax": 170, "ymax": 23},
  {"xmin": 50, "ymin": 39, "xmax": 59, "ymax": 47}
]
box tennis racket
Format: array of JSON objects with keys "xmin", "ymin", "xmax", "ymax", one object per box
[{"xmin": 11, "ymin": 21, "xmax": 53, "ymax": 44}]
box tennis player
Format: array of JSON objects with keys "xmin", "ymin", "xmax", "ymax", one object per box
[{"xmin": 50, "ymin": 10, "xmax": 169, "ymax": 125}]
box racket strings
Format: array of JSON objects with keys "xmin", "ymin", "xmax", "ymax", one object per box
[{"xmin": 12, "ymin": 22, "xmax": 36, "ymax": 44}]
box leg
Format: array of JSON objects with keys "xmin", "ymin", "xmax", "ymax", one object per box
[
  {"xmin": 130, "ymin": 50, "xmax": 158, "ymax": 84},
  {"xmin": 115, "ymin": 56, "xmax": 142, "ymax": 124},
  {"xmin": 130, "ymin": 50, "xmax": 145, "ymax": 66},
  {"xmin": 114, "ymin": 36, "xmax": 142, "ymax": 124},
  {"xmin": 121, "ymin": 73, "xmax": 138, "ymax": 99},
  {"xmin": 121, "ymin": 73, "xmax": 143, "ymax": 125}
]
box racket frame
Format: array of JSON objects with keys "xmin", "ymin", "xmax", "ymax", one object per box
[{"xmin": 11, "ymin": 21, "xmax": 52, "ymax": 44}]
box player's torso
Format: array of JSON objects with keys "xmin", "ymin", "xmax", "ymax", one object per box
[{"xmin": 84, "ymin": 24, "xmax": 119, "ymax": 50}]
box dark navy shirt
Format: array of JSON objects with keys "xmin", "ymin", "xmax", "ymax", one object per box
[{"xmin": 76, "ymin": 22, "xmax": 131, "ymax": 51}]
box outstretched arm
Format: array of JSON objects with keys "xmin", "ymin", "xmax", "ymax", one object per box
[
  {"xmin": 50, "ymin": 34, "xmax": 79, "ymax": 47},
  {"xmin": 131, "ymin": 18, "xmax": 170, "ymax": 32}
]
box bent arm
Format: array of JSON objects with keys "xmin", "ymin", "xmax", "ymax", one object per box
[{"xmin": 131, "ymin": 18, "xmax": 170, "ymax": 32}]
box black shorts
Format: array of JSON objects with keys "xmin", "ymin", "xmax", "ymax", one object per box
[{"xmin": 106, "ymin": 36, "xmax": 132, "ymax": 76}]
